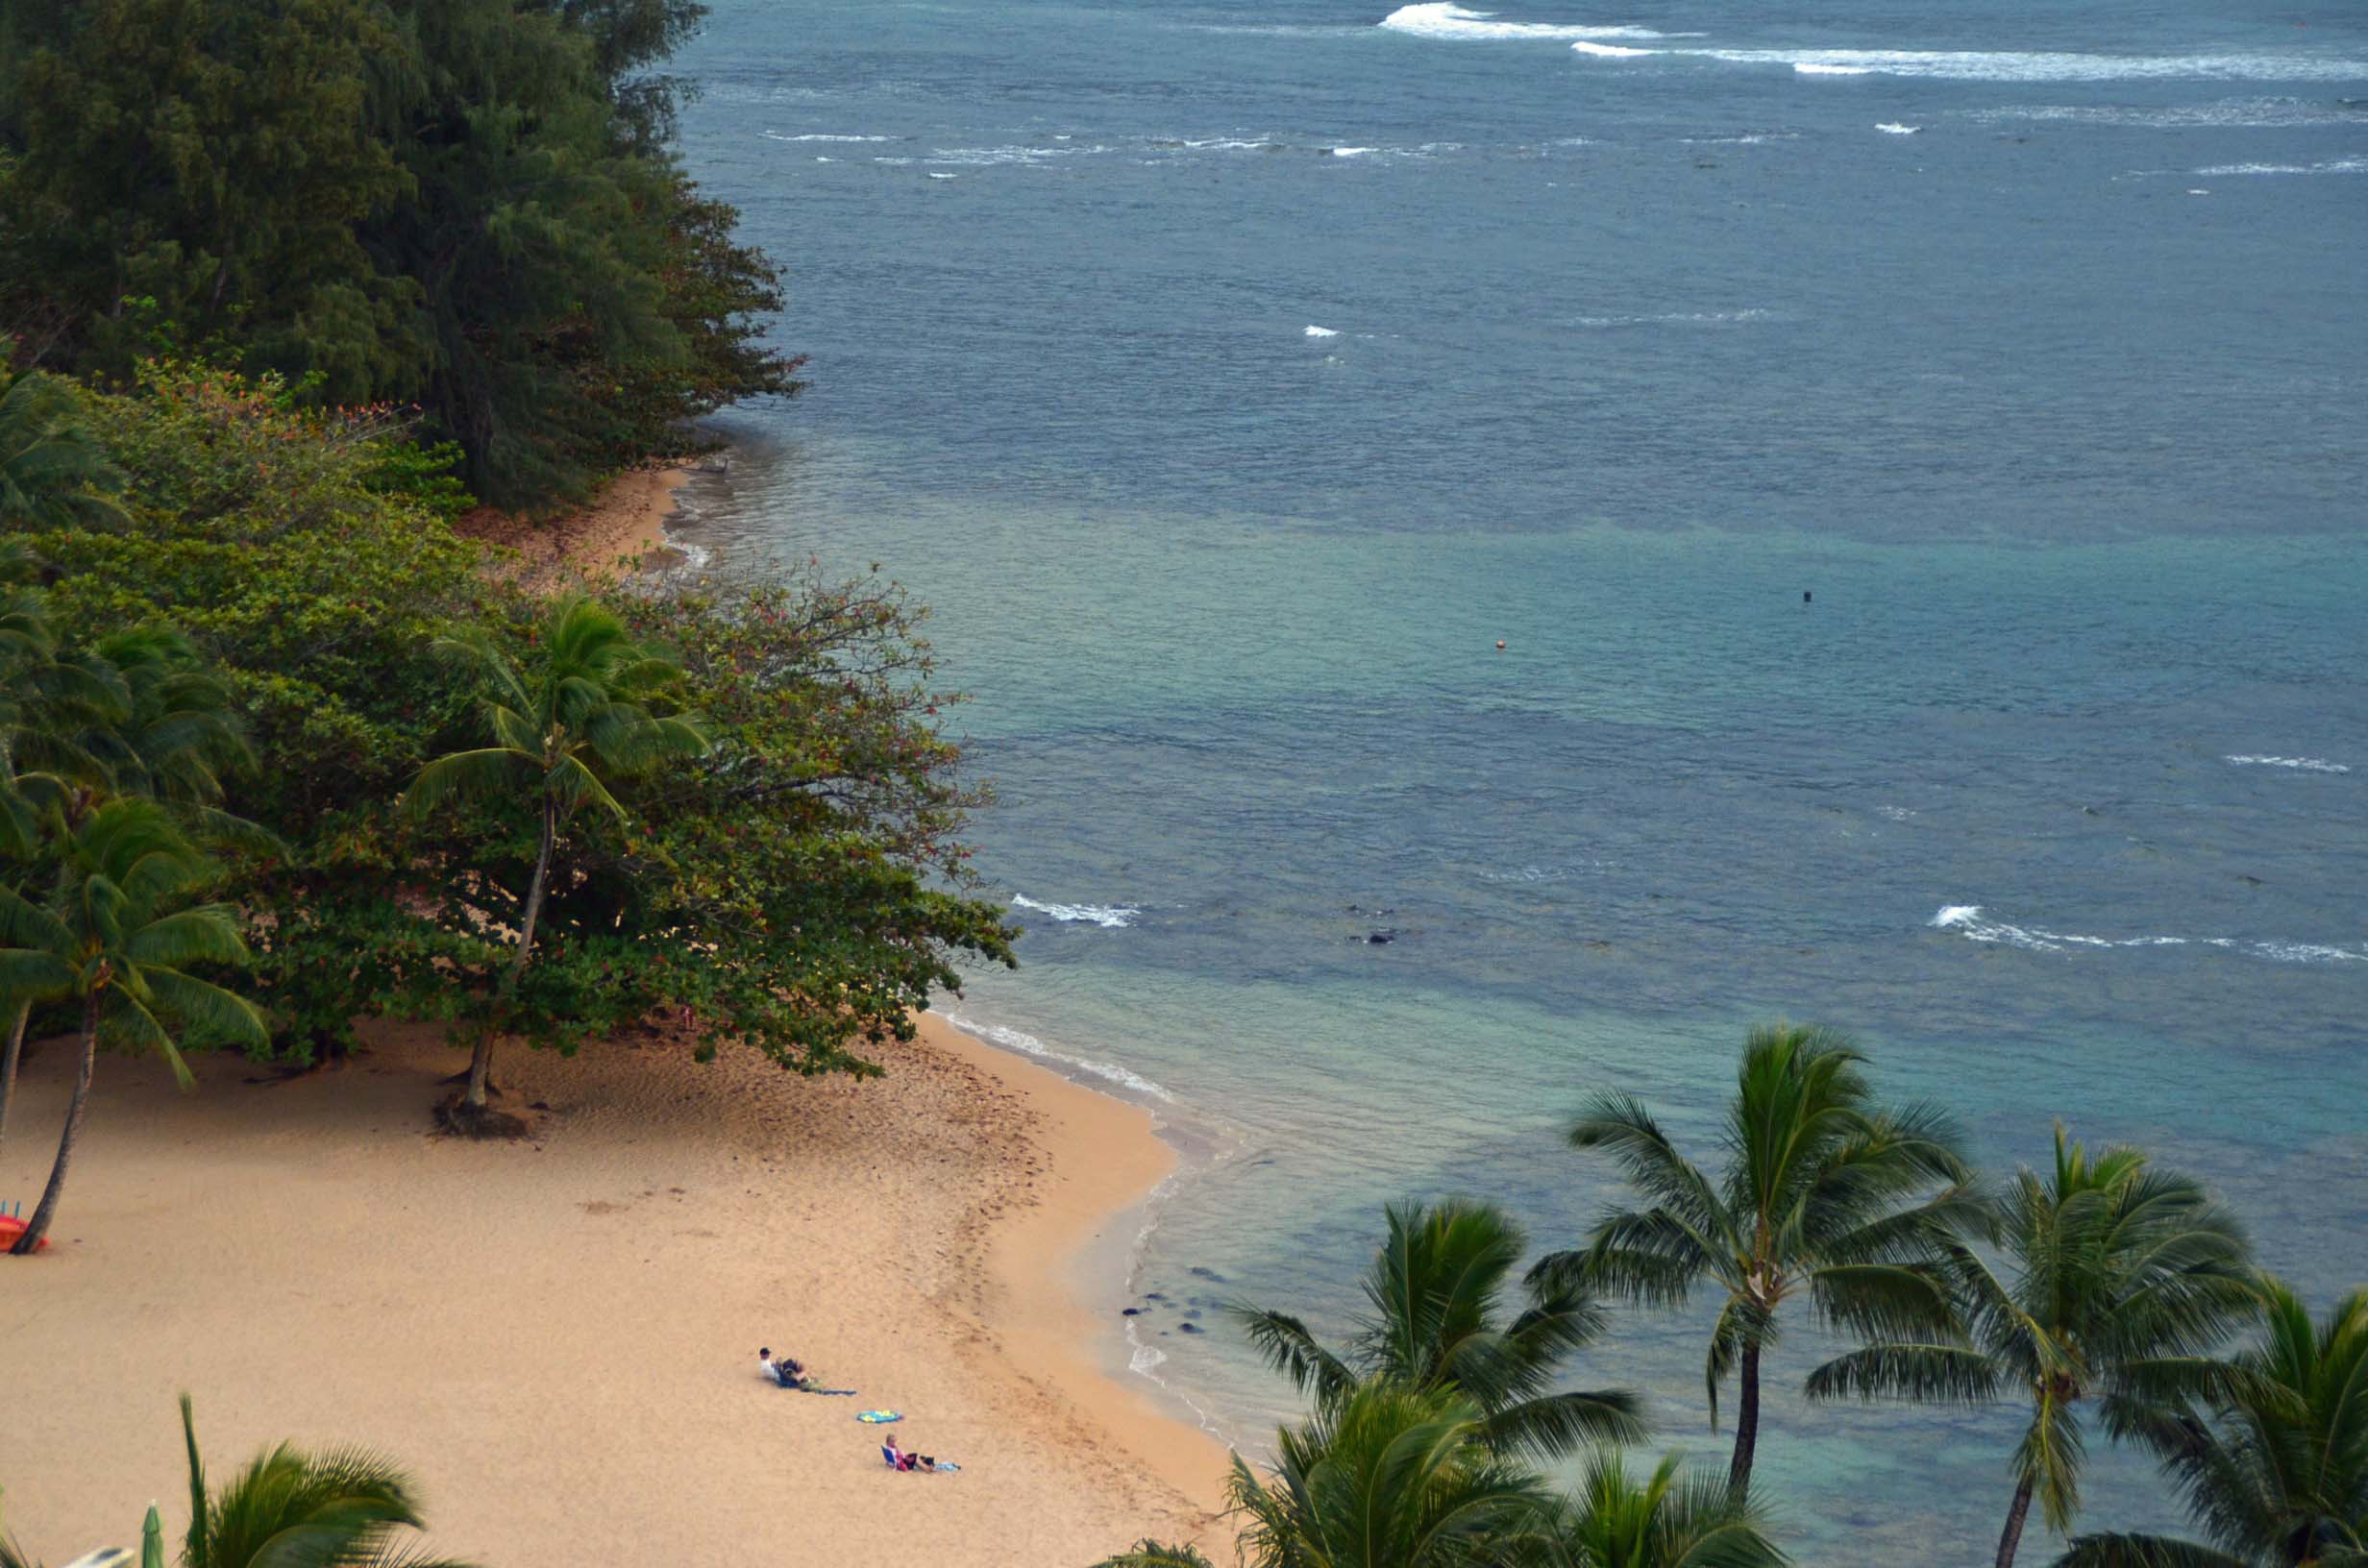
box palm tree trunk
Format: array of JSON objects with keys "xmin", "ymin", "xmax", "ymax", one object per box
[
  {"xmin": 1995, "ymin": 1476, "xmax": 2035, "ymax": 1568},
  {"xmin": 1726, "ymin": 1339, "xmax": 1763, "ymax": 1499},
  {"xmin": 464, "ymin": 796, "xmax": 555, "ymax": 1111},
  {"xmin": 0, "ymin": 999, "xmax": 29, "ymax": 1157},
  {"xmin": 11, "ymin": 1001, "xmax": 96, "ymax": 1256}
]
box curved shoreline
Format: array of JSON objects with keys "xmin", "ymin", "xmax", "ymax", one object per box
[{"xmin": 0, "ymin": 1013, "xmax": 1229, "ymax": 1564}]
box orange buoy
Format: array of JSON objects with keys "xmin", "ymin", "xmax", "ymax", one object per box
[{"xmin": 1495, "ymin": 640, "xmax": 1506, "ymax": 650}]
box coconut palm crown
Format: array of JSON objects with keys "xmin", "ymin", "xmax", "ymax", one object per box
[
  {"xmin": 1541, "ymin": 1023, "xmax": 1982, "ymax": 1499},
  {"xmin": 2050, "ymin": 1276, "xmax": 2365, "ymax": 1568},
  {"xmin": 403, "ymin": 594, "xmax": 708, "ymax": 1114},
  {"xmin": 1232, "ymin": 1197, "xmax": 1646, "ymax": 1463},
  {"xmin": 0, "ymin": 800, "xmax": 266, "ymax": 1253},
  {"xmin": 1807, "ymin": 1126, "xmax": 2259, "ymax": 1568}
]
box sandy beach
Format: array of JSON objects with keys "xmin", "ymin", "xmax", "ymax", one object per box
[
  {"xmin": 457, "ymin": 464, "xmax": 695, "ymax": 586},
  {"xmin": 0, "ymin": 1013, "xmax": 1229, "ymax": 1564}
]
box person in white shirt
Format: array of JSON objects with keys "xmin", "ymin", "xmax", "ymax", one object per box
[{"xmin": 756, "ymin": 1347, "xmax": 805, "ymax": 1388}]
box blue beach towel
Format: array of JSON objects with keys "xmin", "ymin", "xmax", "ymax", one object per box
[{"xmin": 856, "ymin": 1409, "xmax": 902, "ymax": 1424}]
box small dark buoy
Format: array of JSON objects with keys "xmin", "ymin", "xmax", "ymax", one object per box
[{"xmin": 1803, "ymin": 590, "xmax": 1813, "ymax": 603}]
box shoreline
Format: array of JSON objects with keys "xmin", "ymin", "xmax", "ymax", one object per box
[
  {"xmin": 456, "ymin": 463, "xmax": 694, "ymax": 586},
  {"xmin": 0, "ymin": 1013, "xmax": 1229, "ymax": 1564}
]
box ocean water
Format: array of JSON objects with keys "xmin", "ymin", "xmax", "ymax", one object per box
[{"xmin": 667, "ymin": 0, "xmax": 2368, "ymax": 1557}]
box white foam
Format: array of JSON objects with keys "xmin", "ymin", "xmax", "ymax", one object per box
[
  {"xmin": 2194, "ymin": 157, "xmax": 2367, "ymax": 175},
  {"xmin": 1570, "ymin": 42, "xmax": 2368, "ymax": 82},
  {"xmin": 1329, "ymin": 145, "xmax": 1377, "ymax": 157},
  {"xmin": 941, "ymin": 1013, "xmax": 1176, "ymax": 1100},
  {"xmin": 1012, "ymin": 894, "xmax": 1142, "ymax": 928},
  {"xmin": 765, "ymin": 132, "xmax": 895, "ymax": 142},
  {"xmin": 1932, "ymin": 906, "xmax": 2363, "ymax": 964},
  {"xmin": 927, "ymin": 172, "xmax": 958, "ymax": 180},
  {"xmin": 1380, "ymin": 4, "xmax": 1678, "ymax": 42},
  {"xmin": 1573, "ymin": 307, "xmax": 1775, "ymax": 328},
  {"xmin": 1304, "ymin": 325, "xmax": 1341, "ymax": 337},
  {"xmin": 1967, "ymin": 98, "xmax": 2368, "ymax": 129},
  {"xmin": 2227, "ymin": 754, "xmax": 2351, "ymax": 772},
  {"xmin": 1876, "ymin": 121, "xmax": 1922, "ymax": 134},
  {"xmin": 813, "ymin": 156, "xmax": 835, "ymax": 163},
  {"xmin": 925, "ymin": 143, "xmax": 1111, "ymax": 165}
]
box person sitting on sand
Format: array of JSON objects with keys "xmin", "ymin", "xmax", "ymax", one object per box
[
  {"xmin": 882, "ymin": 1436, "xmax": 939, "ymax": 1472},
  {"xmin": 757, "ymin": 1347, "xmax": 805, "ymax": 1389}
]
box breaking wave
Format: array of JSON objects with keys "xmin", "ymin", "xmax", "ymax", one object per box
[
  {"xmin": 1931, "ymin": 906, "xmax": 2364, "ymax": 964},
  {"xmin": 2227, "ymin": 754, "xmax": 2351, "ymax": 772},
  {"xmin": 1569, "ymin": 42, "xmax": 2368, "ymax": 82},
  {"xmin": 1012, "ymin": 894, "xmax": 1142, "ymax": 928},
  {"xmin": 1380, "ymin": 4, "xmax": 1681, "ymax": 43}
]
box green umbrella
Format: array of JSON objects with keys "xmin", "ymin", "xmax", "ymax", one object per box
[{"xmin": 140, "ymin": 1504, "xmax": 162, "ymax": 1568}]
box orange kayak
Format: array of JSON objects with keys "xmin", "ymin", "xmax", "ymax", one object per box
[{"xmin": 0, "ymin": 1215, "xmax": 46, "ymax": 1252}]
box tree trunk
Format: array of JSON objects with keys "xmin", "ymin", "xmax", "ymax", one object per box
[
  {"xmin": 0, "ymin": 999, "xmax": 29, "ymax": 1157},
  {"xmin": 1995, "ymin": 1476, "xmax": 2035, "ymax": 1568},
  {"xmin": 11, "ymin": 1003, "xmax": 96, "ymax": 1256},
  {"xmin": 464, "ymin": 797, "xmax": 555, "ymax": 1111},
  {"xmin": 1726, "ymin": 1338, "xmax": 1763, "ymax": 1500}
]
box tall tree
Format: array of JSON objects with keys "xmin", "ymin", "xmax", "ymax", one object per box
[
  {"xmin": 1534, "ymin": 1451, "xmax": 1789, "ymax": 1568},
  {"xmin": 403, "ymin": 594, "xmax": 706, "ymax": 1122},
  {"xmin": 1229, "ymin": 1382, "xmax": 1549, "ymax": 1568},
  {"xmin": 1805, "ymin": 1128, "xmax": 2259, "ymax": 1568},
  {"xmin": 0, "ymin": 799, "xmax": 266, "ymax": 1254},
  {"xmin": 2051, "ymin": 1278, "xmax": 2366, "ymax": 1568},
  {"xmin": 1233, "ymin": 1198, "xmax": 1644, "ymax": 1463},
  {"xmin": 1542, "ymin": 1023, "xmax": 1980, "ymax": 1499}
]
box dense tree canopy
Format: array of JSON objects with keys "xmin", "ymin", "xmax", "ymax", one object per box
[
  {"xmin": 6, "ymin": 365, "xmax": 1010, "ymax": 1092},
  {"xmin": 0, "ymin": 0, "xmax": 801, "ymax": 507}
]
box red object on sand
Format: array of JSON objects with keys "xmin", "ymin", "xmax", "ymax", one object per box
[{"xmin": 0, "ymin": 1215, "xmax": 45, "ymax": 1252}]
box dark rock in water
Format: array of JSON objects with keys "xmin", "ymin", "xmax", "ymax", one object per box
[
  {"xmin": 1179, "ymin": 1321, "xmax": 1205, "ymax": 1334},
  {"xmin": 1182, "ymin": 1309, "xmax": 1202, "ymax": 1319},
  {"xmin": 1188, "ymin": 1266, "xmax": 1228, "ymax": 1283},
  {"xmin": 1368, "ymin": 929, "xmax": 1395, "ymax": 945},
  {"xmin": 1122, "ymin": 1307, "xmax": 1145, "ymax": 1316},
  {"xmin": 1346, "ymin": 904, "xmax": 1362, "ymax": 914},
  {"xmin": 2239, "ymin": 874, "xmax": 2265, "ymax": 886},
  {"xmin": 1144, "ymin": 1291, "xmax": 1168, "ymax": 1302}
]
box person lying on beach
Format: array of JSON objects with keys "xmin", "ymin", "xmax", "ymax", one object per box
[{"xmin": 757, "ymin": 1348, "xmax": 806, "ymax": 1388}]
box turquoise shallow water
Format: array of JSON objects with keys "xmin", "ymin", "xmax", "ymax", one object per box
[{"xmin": 667, "ymin": 0, "xmax": 2366, "ymax": 1556}]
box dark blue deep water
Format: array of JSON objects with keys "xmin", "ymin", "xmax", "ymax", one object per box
[{"xmin": 669, "ymin": 2, "xmax": 2368, "ymax": 1557}]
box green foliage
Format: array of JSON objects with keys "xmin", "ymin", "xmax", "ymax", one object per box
[
  {"xmin": 1226, "ymin": 1381, "xmax": 1552, "ymax": 1568},
  {"xmin": 1535, "ymin": 1451, "xmax": 1788, "ymax": 1568},
  {"xmin": 1541, "ymin": 1022, "xmax": 1979, "ymax": 1497},
  {"xmin": 179, "ymin": 1394, "xmax": 477, "ymax": 1568},
  {"xmin": 1232, "ymin": 1199, "xmax": 1643, "ymax": 1465},
  {"xmin": 1806, "ymin": 1126, "xmax": 2259, "ymax": 1566},
  {"xmin": 0, "ymin": 370, "xmax": 126, "ymax": 529},
  {"xmin": 5, "ymin": 362, "xmax": 1006, "ymax": 1090},
  {"xmin": 0, "ymin": 0, "xmax": 798, "ymax": 508}
]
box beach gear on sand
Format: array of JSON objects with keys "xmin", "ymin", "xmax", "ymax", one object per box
[
  {"xmin": 856, "ymin": 1409, "xmax": 902, "ymax": 1423},
  {"xmin": 802, "ymin": 1386, "xmax": 858, "ymax": 1396},
  {"xmin": 0, "ymin": 1211, "xmax": 44, "ymax": 1253}
]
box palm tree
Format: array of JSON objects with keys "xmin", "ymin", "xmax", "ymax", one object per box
[
  {"xmin": 0, "ymin": 800, "xmax": 267, "ymax": 1255},
  {"xmin": 1232, "ymin": 1199, "xmax": 1644, "ymax": 1462},
  {"xmin": 0, "ymin": 369, "xmax": 127, "ymax": 530},
  {"xmin": 178, "ymin": 1395, "xmax": 475, "ymax": 1568},
  {"xmin": 1091, "ymin": 1544, "xmax": 1215, "ymax": 1568},
  {"xmin": 1531, "ymin": 1451, "xmax": 1788, "ymax": 1568},
  {"xmin": 402, "ymin": 595, "xmax": 707, "ymax": 1119},
  {"xmin": 1226, "ymin": 1381, "xmax": 1550, "ymax": 1568},
  {"xmin": 1806, "ymin": 1127, "xmax": 2259, "ymax": 1568},
  {"xmin": 0, "ymin": 620, "xmax": 251, "ymax": 1160},
  {"xmin": 1540, "ymin": 1023, "xmax": 1980, "ymax": 1500},
  {"xmin": 2051, "ymin": 1277, "xmax": 2366, "ymax": 1568}
]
